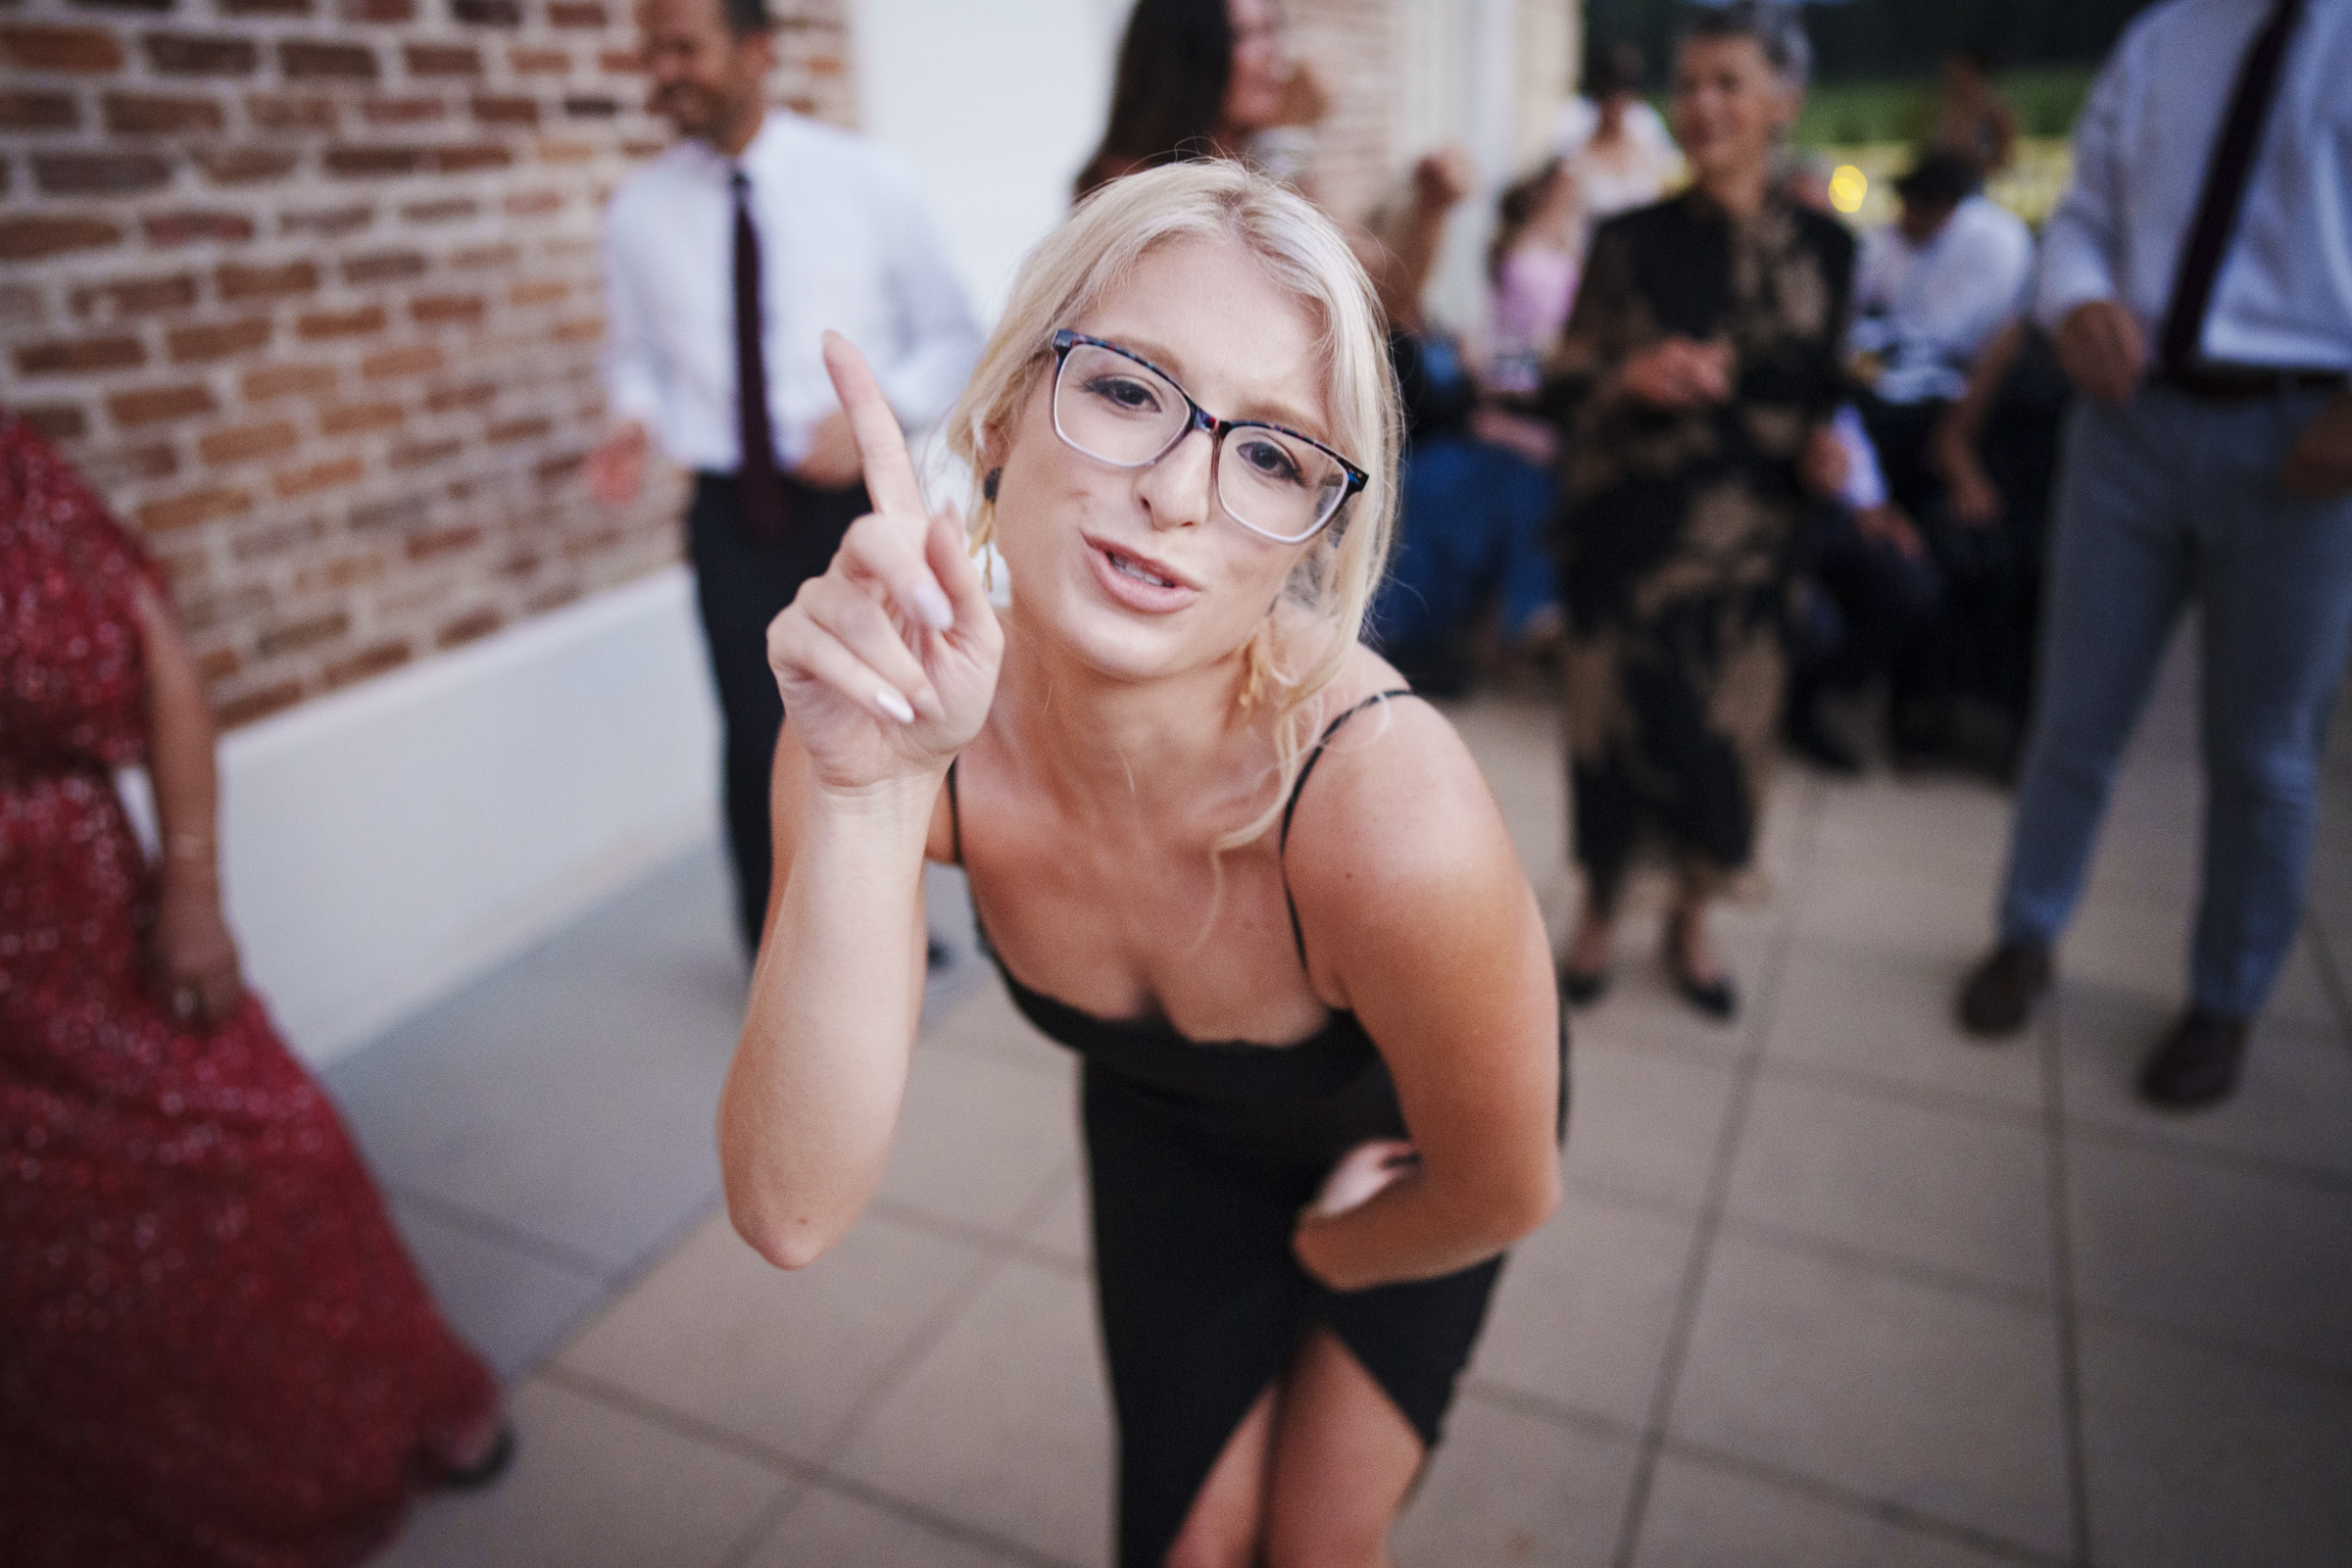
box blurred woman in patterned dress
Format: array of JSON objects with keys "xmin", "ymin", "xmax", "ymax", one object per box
[
  {"xmin": 1546, "ymin": 2, "xmax": 1855, "ymax": 1019},
  {"xmin": 0, "ymin": 410, "xmax": 509, "ymax": 1566}
]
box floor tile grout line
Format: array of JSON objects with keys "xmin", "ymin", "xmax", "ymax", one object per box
[
  {"xmin": 714, "ymin": 1482, "xmax": 809, "ymax": 1568},
  {"xmin": 2057, "ymin": 1109, "xmax": 2352, "ymax": 1197},
  {"xmin": 1753, "ymin": 1051, "xmax": 2048, "ymax": 1130},
  {"xmin": 867, "ymin": 1195, "xmax": 1095, "ymax": 1281},
  {"xmin": 1712, "ymin": 1213, "xmax": 2055, "ymax": 1314},
  {"xmin": 2040, "ymin": 999, "xmax": 2096, "ymax": 1567},
  {"xmin": 1456, "ymin": 1375, "xmax": 1646, "ymax": 1448},
  {"xmin": 381, "ymin": 1181, "xmax": 614, "ymax": 1279},
  {"xmin": 519, "ymin": 1191, "xmax": 740, "ymax": 1387},
  {"xmin": 1604, "ymin": 779, "xmax": 1825, "ymax": 1568},
  {"xmin": 810, "ymin": 1249, "xmax": 1012, "ymax": 1466},
  {"xmin": 2075, "ymin": 1298, "xmax": 2352, "ymax": 1393},
  {"xmin": 538, "ymin": 1360, "xmax": 1087, "ymax": 1568},
  {"xmin": 1656, "ymin": 1434, "xmax": 2077, "ymax": 1568},
  {"xmin": 2302, "ymin": 912, "xmax": 2352, "ymax": 1053}
]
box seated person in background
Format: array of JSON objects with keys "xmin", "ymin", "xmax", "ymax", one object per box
[
  {"xmin": 1848, "ymin": 151, "xmax": 2033, "ymax": 763},
  {"xmin": 1485, "ymin": 158, "xmax": 1582, "ymax": 397},
  {"xmin": 1786, "ymin": 405, "xmax": 1943, "ymax": 774},
  {"xmin": 1552, "ymin": 41, "xmax": 1683, "ymax": 227},
  {"xmin": 1368, "ymin": 157, "xmax": 1566, "ymax": 695},
  {"xmin": 1927, "ymin": 318, "xmax": 2073, "ymax": 773},
  {"xmin": 1849, "ymin": 150, "xmax": 2034, "ymax": 513}
]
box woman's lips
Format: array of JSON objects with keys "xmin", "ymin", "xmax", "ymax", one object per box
[{"xmin": 1084, "ymin": 534, "xmax": 1200, "ymax": 613}]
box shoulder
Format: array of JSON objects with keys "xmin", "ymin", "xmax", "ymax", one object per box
[
  {"xmin": 1550, "ymin": 96, "xmax": 1598, "ymax": 153},
  {"xmin": 1627, "ymin": 101, "xmax": 1675, "ymax": 149},
  {"xmin": 2126, "ymin": 0, "xmax": 2210, "ymax": 54},
  {"xmin": 610, "ymin": 141, "xmax": 704, "ymax": 213},
  {"xmin": 766, "ymin": 112, "xmax": 921, "ymax": 192},
  {"xmin": 1599, "ymin": 197, "xmax": 1681, "ymax": 246},
  {"xmin": 1958, "ymin": 196, "xmax": 2032, "ymax": 251},
  {"xmin": 1278, "ymin": 658, "xmax": 1519, "ymax": 952}
]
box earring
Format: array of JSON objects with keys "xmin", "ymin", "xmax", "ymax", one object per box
[{"xmin": 983, "ymin": 468, "xmax": 1002, "ymax": 503}]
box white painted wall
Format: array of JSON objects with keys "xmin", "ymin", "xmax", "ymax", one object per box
[
  {"xmin": 124, "ymin": 568, "xmax": 722, "ymax": 1069},
  {"xmin": 850, "ymin": 0, "xmax": 1130, "ymax": 323}
]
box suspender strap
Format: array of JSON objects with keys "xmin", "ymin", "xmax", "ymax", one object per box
[{"xmin": 1279, "ymin": 688, "xmax": 1414, "ymax": 972}]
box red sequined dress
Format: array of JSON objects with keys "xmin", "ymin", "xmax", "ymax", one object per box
[{"xmin": 0, "ymin": 412, "xmax": 499, "ymax": 1567}]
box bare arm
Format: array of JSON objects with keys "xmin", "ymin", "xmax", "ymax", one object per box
[
  {"xmin": 715, "ymin": 336, "xmax": 1003, "ymax": 1270},
  {"xmin": 130, "ymin": 580, "xmax": 245, "ymax": 1025},
  {"xmin": 1285, "ymin": 698, "xmax": 1562, "ymax": 1291},
  {"xmin": 1932, "ymin": 318, "xmax": 2026, "ymax": 523}
]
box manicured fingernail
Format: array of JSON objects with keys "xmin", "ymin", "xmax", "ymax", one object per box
[
  {"xmin": 910, "ymin": 580, "xmax": 954, "ymax": 631},
  {"xmin": 875, "ymin": 687, "xmax": 915, "ymax": 724}
]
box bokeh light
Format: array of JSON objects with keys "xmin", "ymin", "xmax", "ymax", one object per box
[{"xmin": 1828, "ymin": 164, "xmax": 1869, "ymax": 215}]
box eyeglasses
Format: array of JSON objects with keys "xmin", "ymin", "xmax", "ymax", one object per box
[{"xmin": 1048, "ymin": 329, "xmax": 1367, "ymax": 545}]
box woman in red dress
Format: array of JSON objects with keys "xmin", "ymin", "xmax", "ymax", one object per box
[{"xmin": 0, "ymin": 410, "xmax": 507, "ymax": 1566}]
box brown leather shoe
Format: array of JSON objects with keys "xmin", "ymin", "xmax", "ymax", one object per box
[
  {"xmin": 2136, "ymin": 1008, "xmax": 2250, "ymax": 1109},
  {"xmin": 1955, "ymin": 940, "xmax": 2052, "ymax": 1038}
]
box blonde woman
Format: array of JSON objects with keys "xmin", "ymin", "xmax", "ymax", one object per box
[{"xmin": 717, "ymin": 163, "xmax": 1563, "ymax": 1567}]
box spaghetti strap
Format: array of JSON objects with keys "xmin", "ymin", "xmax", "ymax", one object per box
[
  {"xmin": 1278, "ymin": 687, "xmax": 1414, "ymax": 973},
  {"xmin": 945, "ymin": 758, "xmax": 964, "ymax": 867}
]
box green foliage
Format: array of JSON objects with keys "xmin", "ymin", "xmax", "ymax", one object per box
[{"xmin": 1790, "ymin": 66, "xmax": 2092, "ymax": 149}]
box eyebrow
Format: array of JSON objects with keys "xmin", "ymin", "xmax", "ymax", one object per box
[{"xmin": 1087, "ymin": 329, "xmax": 1333, "ymax": 442}]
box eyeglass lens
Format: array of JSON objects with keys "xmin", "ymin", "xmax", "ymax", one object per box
[{"xmin": 1053, "ymin": 341, "xmax": 1348, "ymax": 542}]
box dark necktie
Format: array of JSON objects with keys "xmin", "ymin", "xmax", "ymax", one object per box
[
  {"xmin": 2157, "ymin": 0, "xmax": 2304, "ymax": 375},
  {"xmin": 731, "ymin": 168, "xmax": 788, "ymax": 538}
]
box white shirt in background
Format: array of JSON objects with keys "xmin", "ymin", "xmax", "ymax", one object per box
[
  {"xmin": 1851, "ymin": 194, "xmax": 2034, "ymax": 405},
  {"xmin": 2035, "ymin": 0, "xmax": 2352, "ymax": 370},
  {"xmin": 1551, "ymin": 96, "xmax": 1683, "ymax": 221},
  {"xmin": 600, "ymin": 110, "xmax": 982, "ymax": 473}
]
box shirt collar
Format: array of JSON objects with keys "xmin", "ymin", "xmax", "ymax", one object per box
[{"xmin": 682, "ymin": 108, "xmax": 788, "ymax": 184}]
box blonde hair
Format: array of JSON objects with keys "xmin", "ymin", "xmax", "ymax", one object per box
[{"xmin": 945, "ymin": 159, "xmax": 1400, "ymax": 851}]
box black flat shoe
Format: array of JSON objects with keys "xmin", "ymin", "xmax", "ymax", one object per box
[
  {"xmin": 432, "ymin": 1421, "xmax": 517, "ymax": 1493},
  {"xmin": 2136, "ymin": 1008, "xmax": 2250, "ymax": 1110},
  {"xmin": 1667, "ymin": 952, "xmax": 1737, "ymax": 1021},
  {"xmin": 1558, "ymin": 963, "xmax": 1610, "ymax": 1006}
]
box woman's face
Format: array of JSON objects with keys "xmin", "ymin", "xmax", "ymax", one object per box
[
  {"xmin": 1222, "ymin": 0, "xmax": 1288, "ymax": 134},
  {"xmin": 988, "ymin": 234, "xmax": 1334, "ymax": 686},
  {"xmin": 1670, "ymin": 34, "xmax": 1795, "ymax": 187}
]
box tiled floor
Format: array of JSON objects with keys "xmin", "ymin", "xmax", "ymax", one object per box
[{"xmin": 337, "ymin": 638, "xmax": 2352, "ymax": 1568}]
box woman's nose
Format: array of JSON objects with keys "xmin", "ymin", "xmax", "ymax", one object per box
[{"xmin": 1140, "ymin": 428, "xmax": 1215, "ymax": 531}]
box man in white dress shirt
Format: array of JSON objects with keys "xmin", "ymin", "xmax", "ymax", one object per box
[
  {"xmin": 1850, "ymin": 152, "xmax": 2033, "ymax": 418},
  {"xmin": 587, "ymin": 0, "xmax": 980, "ymax": 955},
  {"xmin": 1956, "ymin": 0, "xmax": 2352, "ymax": 1107}
]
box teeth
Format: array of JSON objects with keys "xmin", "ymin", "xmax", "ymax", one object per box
[{"xmin": 1107, "ymin": 549, "xmax": 1174, "ymax": 589}]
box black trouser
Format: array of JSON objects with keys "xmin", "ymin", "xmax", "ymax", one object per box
[
  {"xmin": 687, "ymin": 470, "xmax": 869, "ymax": 955},
  {"xmin": 1789, "ymin": 498, "xmax": 1944, "ymax": 703}
]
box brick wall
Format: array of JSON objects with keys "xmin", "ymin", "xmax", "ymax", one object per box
[
  {"xmin": 0, "ymin": 0, "xmax": 855, "ymax": 728},
  {"xmin": 1287, "ymin": 0, "xmax": 1397, "ymax": 227}
]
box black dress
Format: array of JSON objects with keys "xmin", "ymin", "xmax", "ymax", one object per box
[
  {"xmin": 1544, "ymin": 189, "xmax": 1856, "ymax": 908},
  {"xmin": 946, "ymin": 691, "xmax": 1567, "ymax": 1566}
]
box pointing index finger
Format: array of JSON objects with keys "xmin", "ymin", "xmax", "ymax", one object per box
[{"xmin": 821, "ymin": 330, "xmax": 927, "ymax": 522}]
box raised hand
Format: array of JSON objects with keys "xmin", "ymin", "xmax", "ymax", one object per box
[
  {"xmin": 765, "ymin": 332, "xmax": 1002, "ymax": 794},
  {"xmin": 1620, "ymin": 335, "xmax": 1734, "ymax": 409}
]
